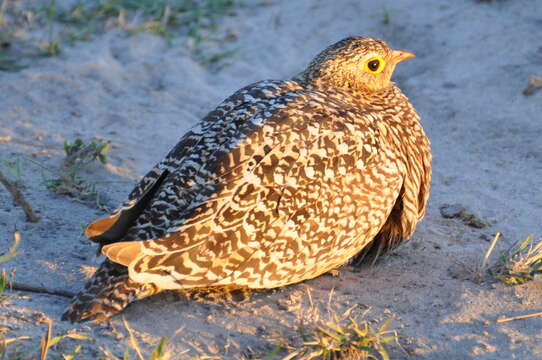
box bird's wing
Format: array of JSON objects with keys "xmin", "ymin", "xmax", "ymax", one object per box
[
  {"xmin": 101, "ymin": 88, "xmax": 396, "ymax": 290},
  {"xmin": 85, "ymin": 80, "xmax": 304, "ymax": 245}
]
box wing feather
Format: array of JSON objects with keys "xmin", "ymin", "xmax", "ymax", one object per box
[{"xmin": 85, "ymin": 80, "xmax": 303, "ymax": 244}]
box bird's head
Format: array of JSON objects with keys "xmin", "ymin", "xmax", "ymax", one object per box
[{"xmin": 297, "ymin": 37, "xmax": 415, "ymax": 92}]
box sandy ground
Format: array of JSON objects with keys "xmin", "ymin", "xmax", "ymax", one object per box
[{"xmin": 1, "ymin": 0, "xmax": 542, "ymax": 358}]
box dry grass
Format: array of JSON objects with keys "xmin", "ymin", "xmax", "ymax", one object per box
[
  {"xmin": 0, "ymin": 231, "xmax": 20, "ymax": 299},
  {"xmin": 1, "ymin": 319, "xmax": 89, "ymax": 360},
  {"xmin": 284, "ymin": 317, "xmax": 396, "ymax": 360},
  {"xmin": 459, "ymin": 232, "xmax": 542, "ymax": 285},
  {"xmin": 100, "ymin": 318, "xmax": 184, "ymax": 360},
  {"xmin": 39, "ymin": 319, "xmax": 90, "ymax": 360},
  {"xmin": 0, "ymin": 232, "xmax": 20, "ymax": 267},
  {"xmin": 0, "ymin": 316, "xmax": 179, "ymax": 360},
  {"xmin": 275, "ymin": 289, "xmax": 399, "ymax": 360},
  {"xmin": 488, "ymin": 234, "xmax": 542, "ymax": 285}
]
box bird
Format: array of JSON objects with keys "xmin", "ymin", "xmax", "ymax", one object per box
[{"xmin": 62, "ymin": 36, "xmax": 432, "ymax": 323}]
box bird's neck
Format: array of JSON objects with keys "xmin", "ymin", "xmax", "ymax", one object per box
[
  {"xmin": 295, "ymin": 76, "xmax": 398, "ymax": 105},
  {"xmin": 293, "ymin": 68, "xmax": 396, "ymax": 96}
]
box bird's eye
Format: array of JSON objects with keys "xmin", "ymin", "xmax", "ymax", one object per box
[
  {"xmin": 364, "ymin": 56, "xmax": 386, "ymax": 74},
  {"xmin": 368, "ymin": 60, "xmax": 379, "ymax": 71}
]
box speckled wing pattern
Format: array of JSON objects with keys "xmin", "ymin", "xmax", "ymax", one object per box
[
  {"xmin": 92, "ymin": 79, "xmax": 407, "ymax": 286},
  {"xmin": 64, "ymin": 77, "xmax": 430, "ymax": 322}
]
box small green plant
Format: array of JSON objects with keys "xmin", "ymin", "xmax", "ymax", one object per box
[
  {"xmin": 272, "ymin": 290, "xmax": 399, "ymax": 360},
  {"xmin": 0, "ymin": 270, "xmax": 6, "ymax": 298},
  {"xmin": 62, "ymin": 138, "xmax": 109, "ymax": 166},
  {"xmin": 491, "ymin": 234, "xmax": 542, "ymax": 285},
  {"xmin": 43, "ymin": 138, "xmax": 109, "ymax": 202},
  {"xmin": 41, "ymin": 0, "xmax": 62, "ymax": 56},
  {"xmin": 381, "ymin": 6, "xmax": 390, "ymax": 25},
  {"xmin": 149, "ymin": 337, "xmax": 170, "ymax": 360},
  {"xmin": 371, "ymin": 6, "xmax": 398, "ymax": 26},
  {"xmin": 41, "ymin": 39, "xmax": 61, "ymax": 56},
  {"xmin": 284, "ymin": 317, "xmax": 396, "ymax": 360},
  {"xmin": 0, "ymin": 155, "xmax": 24, "ymax": 187},
  {"xmin": 470, "ymin": 233, "xmax": 542, "ymax": 285}
]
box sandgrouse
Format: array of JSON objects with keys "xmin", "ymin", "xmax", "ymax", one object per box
[{"xmin": 63, "ymin": 36, "xmax": 431, "ymax": 322}]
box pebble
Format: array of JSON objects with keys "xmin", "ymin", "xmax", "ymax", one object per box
[{"xmin": 439, "ymin": 203, "xmax": 488, "ymax": 229}]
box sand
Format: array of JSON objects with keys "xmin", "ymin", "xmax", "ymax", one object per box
[{"xmin": 1, "ymin": 0, "xmax": 542, "ymax": 358}]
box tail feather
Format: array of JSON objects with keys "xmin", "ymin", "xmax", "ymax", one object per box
[{"xmin": 62, "ymin": 259, "xmax": 158, "ymax": 323}]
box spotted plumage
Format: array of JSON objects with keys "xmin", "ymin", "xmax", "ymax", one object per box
[{"xmin": 63, "ymin": 36, "xmax": 431, "ymax": 323}]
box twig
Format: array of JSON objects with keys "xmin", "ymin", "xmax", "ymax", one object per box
[
  {"xmin": 123, "ymin": 317, "xmax": 145, "ymax": 360},
  {"xmin": 497, "ymin": 311, "xmax": 542, "ymax": 323},
  {"xmin": 40, "ymin": 319, "xmax": 53, "ymax": 360},
  {"xmin": 0, "ymin": 168, "xmax": 39, "ymax": 222},
  {"xmin": 8, "ymin": 281, "xmax": 75, "ymax": 298},
  {"xmin": 481, "ymin": 232, "xmax": 501, "ymax": 271}
]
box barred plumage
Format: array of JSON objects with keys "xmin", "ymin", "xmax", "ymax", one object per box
[{"xmin": 63, "ymin": 36, "xmax": 431, "ymax": 323}]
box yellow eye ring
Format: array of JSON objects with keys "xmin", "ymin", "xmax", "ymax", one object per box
[{"xmin": 364, "ymin": 56, "xmax": 386, "ymax": 74}]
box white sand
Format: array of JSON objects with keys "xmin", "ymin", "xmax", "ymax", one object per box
[{"xmin": 1, "ymin": 0, "xmax": 542, "ymax": 358}]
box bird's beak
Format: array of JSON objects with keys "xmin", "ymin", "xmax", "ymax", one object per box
[{"xmin": 391, "ymin": 50, "xmax": 415, "ymax": 63}]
